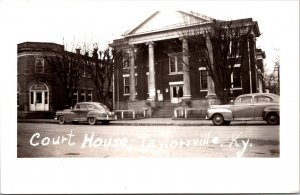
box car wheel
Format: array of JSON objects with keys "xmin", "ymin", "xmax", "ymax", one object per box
[
  {"xmin": 102, "ymin": 121, "xmax": 110, "ymax": 125},
  {"xmin": 266, "ymin": 113, "xmax": 279, "ymax": 125},
  {"xmin": 88, "ymin": 117, "xmax": 96, "ymax": 125},
  {"xmin": 58, "ymin": 116, "xmax": 65, "ymax": 125},
  {"xmin": 212, "ymin": 114, "xmax": 224, "ymax": 126},
  {"xmin": 224, "ymin": 121, "xmax": 231, "ymax": 125}
]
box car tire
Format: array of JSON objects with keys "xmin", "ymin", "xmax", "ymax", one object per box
[
  {"xmin": 58, "ymin": 116, "xmax": 65, "ymax": 125},
  {"xmin": 88, "ymin": 117, "xmax": 96, "ymax": 125},
  {"xmin": 212, "ymin": 114, "xmax": 225, "ymax": 126},
  {"xmin": 101, "ymin": 121, "xmax": 110, "ymax": 125},
  {"xmin": 266, "ymin": 113, "xmax": 279, "ymax": 125}
]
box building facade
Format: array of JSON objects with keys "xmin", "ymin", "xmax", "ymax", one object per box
[
  {"xmin": 17, "ymin": 42, "xmax": 103, "ymax": 119},
  {"xmin": 112, "ymin": 11, "xmax": 265, "ymax": 117}
]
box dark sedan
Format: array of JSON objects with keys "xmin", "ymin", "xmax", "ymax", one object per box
[
  {"xmin": 206, "ymin": 93, "xmax": 280, "ymax": 126},
  {"xmin": 54, "ymin": 102, "xmax": 117, "ymax": 125}
]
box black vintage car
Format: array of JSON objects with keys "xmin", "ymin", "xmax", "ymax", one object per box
[{"xmin": 54, "ymin": 102, "xmax": 117, "ymax": 125}]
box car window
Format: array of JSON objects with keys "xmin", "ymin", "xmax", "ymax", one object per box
[
  {"xmin": 269, "ymin": 95, "xmax": 280, "ymax": 103},
  {"xmin": 87, "ymin": 105, "xmax": 95, "ymax": 110},
  {"xmin": 80, "ymin": 104, "xmax": 88, "ymax": 110},
  {"xmin": 95, "ymin": 103, "xmax": 110, "ymax": 112},
  {"xmin": 235, "ymin": 96, "xmax": 252, "ymax": 104},
  {"xmin": 254, "ymin": 96, "xmax": 273, "ymax": 103},
  {"xmin": 74, "ymin": 104, "xmax": 80, "ymax": 109}
]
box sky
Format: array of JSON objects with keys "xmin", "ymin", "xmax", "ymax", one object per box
[{"xmin": 0, "ymin": 0, "xmax": 298, "ymax": 72}]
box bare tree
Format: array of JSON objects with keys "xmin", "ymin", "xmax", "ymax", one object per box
[
  {"xmin": 264, "ymin": 55, "xmax": 280, "ymax": 95},
  {"xmin": 44, "ymin": 48, "xmax": 83, "ymax": 108},
  {"xmin": 83, "ymin": 46, "xmax": 124, "ymax": 110}
]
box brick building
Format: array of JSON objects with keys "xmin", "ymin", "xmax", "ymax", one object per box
[
  {"xmin": 17, "ymin": 42, "xmax": 103, "ymax": 119},
  {"xmin": 111, "ymin": 11, "xmax": 265, "ymax": 117}
]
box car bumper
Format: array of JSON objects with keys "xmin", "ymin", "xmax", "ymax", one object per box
[
  {"xmin": 95, "ymin": 115, "xmax": 117, "ymax": 121},
  {"xmin": 54, "ymin": 116, "xmax": 58, "ymax": 120}
]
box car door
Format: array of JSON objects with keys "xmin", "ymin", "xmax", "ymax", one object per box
[
  {"xmin": 71, "ymin": 103, "xmax": 81, "ymax": 121},
  {"xmin": 79, "ymin": 104, "xmax": 90, "ymax": 121},
  {"xmin": 253, "ymin": 95, "xmax": 274, "ymax": 120},
  {"xmin": 232, "ymin": 95, "xmax": 255, "ymax": 120}
]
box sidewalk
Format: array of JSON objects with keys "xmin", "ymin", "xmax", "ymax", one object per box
[
  {"xmin": 17, "ymin": 118, "xmax": 267, "ymax": 126},
  {"xmin": 18, "ymin": 117, "xmax": 213, "ymax": 126}
]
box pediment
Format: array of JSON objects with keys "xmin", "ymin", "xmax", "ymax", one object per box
[{"xmin": 125, "ymin": 10, "xmax": 215, "ymax": 36}]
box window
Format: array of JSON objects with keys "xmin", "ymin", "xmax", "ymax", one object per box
[
  {"xmin": 75, "ymin": 104, "xmax": 80, "ymax": 109},
  {"xmin": 124, "ymin": 76, "xmax": 130, "ymax": 95},
  {"xmin": 235, "ymin": 96, "xmax": 252, "ymax": 104},
  {"xmin": 231, "ymin": 64, "xmax": 242, "ymax": 88},
  {"xmin": 72, "ymin": 90, "xmax": 78, "ymax": 105},
  {"xmin": 80, "ymin": 104, "xmax": 88, "ymax": 109},
  {"xmin": 254, "ymin": 96, "xmax": 272, "ymax": 103},
  {"xmin": 199, "ymin": 67, "xmax": 208, "ymax": 91},
  {"xmin": 80, "ymin": 90, "xmax": 86, "ymax": 102},
  {"xmin": 229, "ymin": 40, "xmax": 240, "ymax": 57},
  {"xmin": 45, "ymin": 92, "xmax": 48, "ymax": 104},
  {"xmin": 87, "ymin": 105, "xmax": 95, "ymax": 110},
  {"xmin": 30, "ymin": 92, "xmax": 34, "ymax": 104},
  {"xmin": 172, "ymin": 86, "xmax": 183, "ymax": 98},
  {"xmin": 123, "ymin": 74, "xmax": 137, "ymax": 95},
  {"xmin": 123, "ymin": 53, "xmax": 129, "ymax": 68},
  {"xmin": 87, "ymin": 90, "xmax": 93, "ymax": 102},
  {"xmin": 169, "ymin": 53, "xmax": 183, "ymax": 74},
  {"xmin": 35, "ymin": 58, "xmax": 44, "ymax": 73}
]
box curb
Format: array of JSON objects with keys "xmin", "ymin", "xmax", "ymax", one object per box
[{"xmin": 17, "ymin": 119, "xmax": 212, "ymax": 126}]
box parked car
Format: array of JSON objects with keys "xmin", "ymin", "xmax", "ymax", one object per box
[
  {"xmin": 206, "ymin": 93, "xmax": 280, "ymax": 126},
  {"xmin": 54, "ymin": 102, "xmax": 117, "ymax": 125}
]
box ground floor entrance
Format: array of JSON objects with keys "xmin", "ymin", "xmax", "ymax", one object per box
[
  {"xmin": 29, "ymin": 83, "xmax": 49, "ymax": 111},
  {"xmin": 169, "ymin": 82, "xmax": 183, "ymax": 103}
]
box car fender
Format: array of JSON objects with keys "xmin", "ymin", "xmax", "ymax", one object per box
[
  {"xmin": 207, "ymin": 109, "xmax": 233, "ymax": 121},
  {"xmin": 87, "ymin": 111, "xmax": 102, "ymax": 118},
  {"xmin": 56, "ymin": 110, "xmax": 76, "ymax": 121},
  {"xmin": 263, "ymin": 105, "xmax": 280, "ymax": 119}
]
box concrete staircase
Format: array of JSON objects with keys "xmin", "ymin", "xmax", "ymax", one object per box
[{"xmin": 151, "ymin": 101, "xmax": 178, "ymax": 118}]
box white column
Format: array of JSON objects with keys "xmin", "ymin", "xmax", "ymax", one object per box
[
  {"xmin": 147, "ymin": 42, "xmax": 156, "ymax": 101},
  {"xmin": 129, "ymin": 46, "xmax": 136, "ymax": 101},
  {"xmin": 181, "ymin": 38, "xmax": 191, "ymax": 99},
  {"xmin": 205, "ymin": 37, "xmax": 216, "ymax": 97}
]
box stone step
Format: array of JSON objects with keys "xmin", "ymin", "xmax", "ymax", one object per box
[{"xmin": 152, "ymin": 104, "xmax": 177, "ymax": 118}]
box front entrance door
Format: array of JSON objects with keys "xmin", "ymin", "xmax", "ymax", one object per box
[
  {"xmin": 35, "ymin": 92, "xmax": 44, "ymax": 111},
  {"xmin": 170, "ymin": 85, "xmax": 183, "ymax": 103},
  {"xmin": 29, "ymin": 83, "xmax": 49, "ymax": 111}
]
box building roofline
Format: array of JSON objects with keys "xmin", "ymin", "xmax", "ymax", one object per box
[{"xmin": 18, "ymin": 42, "xmax": 65, "ymax": 54}]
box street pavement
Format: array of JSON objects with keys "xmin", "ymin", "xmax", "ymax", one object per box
[{"xmin": 17, "ymin": 120, "xmax": 279, "ymax": 158}]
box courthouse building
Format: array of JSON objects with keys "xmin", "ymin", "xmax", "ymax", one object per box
[
  {"xmin": 17, "ymin": 42, "xmax": 100, "ymax": 118},
  {"xmin": 111, "ymin": 11, "xmax": 265, "ymax": 117}
]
